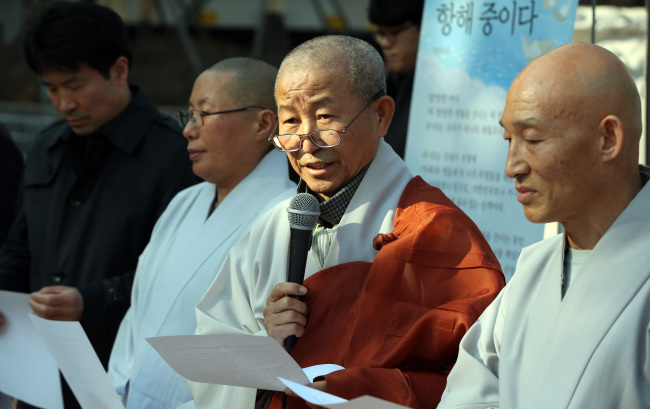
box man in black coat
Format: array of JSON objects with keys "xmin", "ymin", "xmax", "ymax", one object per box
[
  {"xmin": 0, "ymin": 122, "xmax": 24, "ymax": 245},
  {"xmin": 368, "ymin": 0, "xmax": 424, "ymax": 159},
  {"xmin": 0, "ymin": 3, "xmax": 198, "ymax": 408}
]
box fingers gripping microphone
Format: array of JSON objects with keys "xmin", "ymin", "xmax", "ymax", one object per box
[{"xmin": 284, "ymin": 193, "xmax": 320, "ymax": 352}]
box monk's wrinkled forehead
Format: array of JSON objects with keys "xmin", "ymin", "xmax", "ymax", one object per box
[{"xmin": 276, "ymin": 67, "xmax": 354, "ymax": 112}]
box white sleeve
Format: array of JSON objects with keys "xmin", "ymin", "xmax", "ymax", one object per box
[
  {"xmin": 107, "ymin": 232, "xmax": 157, "ymax": 398},
  {"xmin": 107, "ymin": 249, "xmax": 151, "ymax": 397},
  {"xmin": 190, "ymin": 211, "xmax": 289, "ymax": 409},
  {"xmin": 437, "ymin": 286, "xmax": 508, "ymax": 409},
  {"xmin": 104, "ymin": 190, "xmax": 187, "ymax": 403},
  {"xmin": 194, "ymin": 207, "xmax": 290, "ymax": 338},
  {"xmin": 194, "ymin": 231, "xmax": 266, "ymax": 337},
  {"xmin": 107, "ymin": 305, "xmax": 134, "ymax": 397}
]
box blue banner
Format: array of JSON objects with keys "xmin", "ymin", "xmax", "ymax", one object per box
[{"xmin": 405, "ymin": 0, "xmax": 579, "ymax": 279}]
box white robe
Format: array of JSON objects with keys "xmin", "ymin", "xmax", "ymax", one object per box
[
  {"xmin": 190, "ymin": 140, "xmax": 413, "ymax": 409},
  {"xmin": 437, "ymin": 180, "xmax": 650, "ymax": 409},
  {"xmin": 107, "ymin": 150, "xmax": 296, "ymax": 409}
]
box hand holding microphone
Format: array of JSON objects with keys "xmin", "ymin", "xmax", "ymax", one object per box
[
  {"xmin": 284, "ymin": 193, "xmax": 320, "ymax": 351},
  {"xmin": 263, "ymin": 193, "xmax": 320, "ymax": 352}
]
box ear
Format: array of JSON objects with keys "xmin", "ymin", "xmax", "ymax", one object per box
[
  {"xmin": 254, "ymin": 109, "xmax": 278, "ymax": 143},
  {"xmin": 599, "ymin": 115, "xmax": 624, "ymax": 163},
  {"xmin": 373, "ymin": 95, "xmax": 395, "ymax": 139},
  {"xmin": 110, "ymin": 56, "xmax": 130, "ymax": 87}
]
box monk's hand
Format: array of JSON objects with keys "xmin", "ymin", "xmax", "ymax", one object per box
[
  {"xmin": 285, "ymin": 380, "xmax": 327, "ymax": 409},
  {"xmin": 264, "ymin": 282, "xmax": 308, "ymax": 345},
  {"xmin": 28, "ymin": 285, "xmax": 84, "ymax": 321}
]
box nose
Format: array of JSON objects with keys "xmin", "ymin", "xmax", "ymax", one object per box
[
  {"xmin": 294, "ymin": 121, "xmax": 321, "ymax": 153},
  {"xmin": 182, "ymin": 122, "xmax": 197, "ymax": 140},
  {"xmin": 53, "ymin": 92, "xmax": 77, "ymax": 114},
  {"xmin": 298, "ymin": 134, "xmax": 320, "ymax": 153},
  {"xmin": 504, "ymin": 138, "xmax": 530, "ymax": 179},
  {"xmin": 380, "ymin": 39, "xmax": 395, "ymax": 50}
]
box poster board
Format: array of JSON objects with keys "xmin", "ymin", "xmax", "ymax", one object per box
[{"xmin": 405, "ymin": 0, "xmax": 579, "ymax": 279}]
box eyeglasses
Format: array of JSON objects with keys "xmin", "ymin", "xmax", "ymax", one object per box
[
  {"xmin": 373, "ymin": 22, "xmax": 415, "ymax": 45},
  {"xmin": 269, "ymin": 90, "xmax": 385, "ymax": 153},
  {"xmin": 179, "ymin": 106, "xmax": 264, "ymax": 128}
]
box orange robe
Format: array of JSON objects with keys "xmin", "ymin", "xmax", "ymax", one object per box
[{"xmin": 270, "ymin": 176, "xmax": 505, "ymax": 409}]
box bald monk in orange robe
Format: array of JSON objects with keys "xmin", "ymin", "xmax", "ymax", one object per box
[{"xmin": 269, "ymin": 176, "xmax": 505, "ymax": 409}]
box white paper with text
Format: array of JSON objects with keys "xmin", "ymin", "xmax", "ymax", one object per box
[{"xmin": 147, "ymin": 334, "xmax": 310, "ymax": 391}]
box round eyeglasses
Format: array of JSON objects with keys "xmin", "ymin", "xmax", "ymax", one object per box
[
  {"xmin": 268, "ymin": 90, "xmax": 385, "ymax": 152},
  {"xmin": 179, "ymin": 106, "xmax": 264, "ymax": 128}
]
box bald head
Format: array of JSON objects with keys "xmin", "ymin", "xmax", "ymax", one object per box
[
  {"xmin": 277, "ymin": 35, "xmax": 386, "ymax": 102},
  {"xmin": 184, "ymin": 57, "xmax": 280, "ymax": 197},
  {"xmin": 501, "ymin": 42, "xmax": 643, "ymax": 248},
  {"xmin": 207, "ymin": 57, "xmax": 278, "ymax": 113},
  {"xmin": 513, "ymin": 43, "xmax": 641, "ymax": 156}
]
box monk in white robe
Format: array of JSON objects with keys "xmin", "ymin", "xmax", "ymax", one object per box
[
  {"xmin": 191, "ymin": 35, "xmax": 504, "ymax": 409},
  {"xmin": 108, "ymin": 58, "xmax": 295, "ymax": 409},
  {"xmin": 437, "ymin": 43, "xmax": 650, "ymax": 409}
]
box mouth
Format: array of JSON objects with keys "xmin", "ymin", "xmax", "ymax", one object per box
[
  {"xmin": 301, "ymin": 161, "xmax": 333, "ymax": 175},
  {"xmin": 66, "ymin": 117, "xmax": 86, "ymax": 127},
  {"xmin": 515, "ymin": 185, "xmax": 537, "ymax": 204},
  {"xmin": 305, "ymin": 162, "xmax": 329, "ymax": 169},
  {"xmin": 188, "ymin": 149, "xmax": 204, "ymax": 161}
]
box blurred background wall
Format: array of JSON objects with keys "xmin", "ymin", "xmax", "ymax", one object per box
[{"xmin": 0, "ymin": 0, "xmax": 646, "ymax": 157}]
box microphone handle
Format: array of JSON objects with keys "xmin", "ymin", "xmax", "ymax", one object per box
[
  {"xmin": 284, "ymin": 227, "xmax": 313, "ymax": 352},
  {"xmin": 286, "ymin": 227, "xmax": 312, "ymax": 285},
  {"xmin": 285, "ymin": 333, "xmax": 299, "ymax": 352}
]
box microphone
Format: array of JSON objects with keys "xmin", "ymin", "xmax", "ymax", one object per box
[{"xmin": 284, "ymin": 193, "xmax": 320, "ymax": 352}]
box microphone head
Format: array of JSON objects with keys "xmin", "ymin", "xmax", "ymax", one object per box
[{"xmin": 287, "ymin": 193, "xmax": 320, "ymax": 230}]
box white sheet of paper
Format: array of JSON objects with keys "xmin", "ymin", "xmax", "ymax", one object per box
[
  {"xmin": 278, "ymin": 378, "xmax": 347, "ymax": 405},
  {"xmin": 330, "ymin": 396, "xmax": 411, "ymax": 409},
  {"xmin": 302, "ymin": 364, "xmax": 344, "ymax": 382},
  {"xmin": 0, "ymin": 290, "xmax": 62, "ymax": 409},
  {"xmin": 278, "ymin": 378, "xmax": 410, "ymax": 409},
  {"xmin": 28, "ymin": 315, "xmax": 124, "ymax": 409},
  {"xmin": 147, "ymin": 334, "xmax": 310, "ymax": 391}
]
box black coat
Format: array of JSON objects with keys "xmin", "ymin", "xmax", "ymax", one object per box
[
  {"xmin": 0, "ymin": 123, "xmax": 24, "ymax": 244},
  {"xmin": 0, "ymin": 87, "xmax": 199, "ymax": 408},
  {"xmin": 384, "ymin": 71, "xmax": 414, "ymax": 159}
]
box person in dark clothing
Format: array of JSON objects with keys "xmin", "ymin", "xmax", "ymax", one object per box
[
  {"xmin": 0, "ymin": 2, "xmax": 198, "ymax": 408},
  {"xmin": 0, "ymin": 123, "xmax": 24, "ymax": 245},
  {"xmin": 368, "ymin": 0, "xmax": 424, "ymax": 159}
]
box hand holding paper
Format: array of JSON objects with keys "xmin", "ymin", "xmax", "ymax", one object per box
[
  {"xmin": 147, "ymin": 333, "xmax": 318, "ymax": 391},
  {"xmin": 28, "ymin": 286, "xmax": 84, "ymax": 321},
  {"xmin": 146, "ymin": 334, "xmax": 411, "ymax": 409},
  {"xmin": 0, "ymin": 290, "xmax": 62, "ymax": 409},
  {"xmin": 280, "ymin": 378, "xmax": 345, "ymax": 406},
  {"xmin": 146, "ymin": 334, "xmax": 344, "ymax": 391}
]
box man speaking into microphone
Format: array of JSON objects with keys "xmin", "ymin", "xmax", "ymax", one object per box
[{"xmin": 191, "ymin": 35, "xmax": 505, "ymax": 409}]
